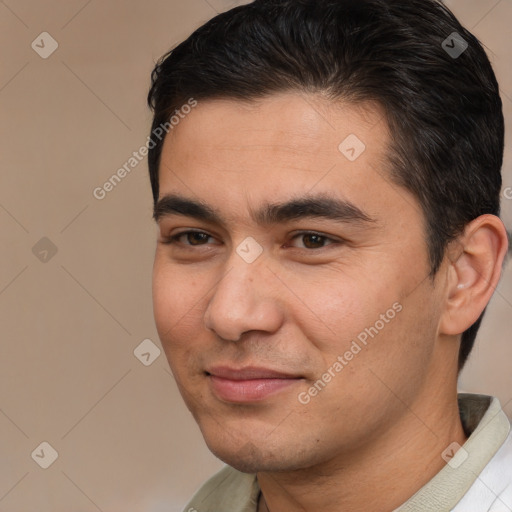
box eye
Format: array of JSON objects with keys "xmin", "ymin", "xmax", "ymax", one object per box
[
  {"xmin": 160, "ymin": 230, "xmax": 340, "ymax": 250},
  {"xmin": 161, "ymin": 230, "xmax": 216, "ymax": 246},
  {"xmin": 288, "ymin": 232, "xmax": 338, "ymax": 249}
]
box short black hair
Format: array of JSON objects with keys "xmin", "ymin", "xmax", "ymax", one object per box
[{"xmin": 147, "ymin": 0, "xmax": 504, "ymax": 372}]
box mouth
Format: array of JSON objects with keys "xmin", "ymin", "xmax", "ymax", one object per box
[{"xmin": 205, "ymin": 365, "xmax": 304, "ymax": 403}]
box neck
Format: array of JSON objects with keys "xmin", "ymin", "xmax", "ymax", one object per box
[{"xmin": 257, "ymin": 388, "xmax": 467, "ymax": 512}]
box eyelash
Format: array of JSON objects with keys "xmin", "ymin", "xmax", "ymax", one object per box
[{"xmin": 160, "ymin": 230, "xmax": 339, "ymax": 250}]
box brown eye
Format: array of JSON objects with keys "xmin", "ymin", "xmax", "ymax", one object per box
[
  {"xmin": 162, "ymin": 230, "xmax": 215, "ymax": 246},
  {"xmin": 184, "ymin": 232, "xmax": 210, "ymax": 245},
  {"xmin": 289, "ymin": 232, "xmax": 337, "ymax": 249},
  {"xmin": 303, "ymin": 234, "xmax": 327, "ymax": 248}
]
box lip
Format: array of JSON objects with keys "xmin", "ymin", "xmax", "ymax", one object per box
[
  {"xmin": 206, "ymin": 365, "xmax": 300, "ymax": 380},
  {"xmin": 206, "ymin": 365, "xmax": 303, "ymax": 402}
]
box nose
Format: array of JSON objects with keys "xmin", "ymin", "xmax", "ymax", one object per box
[{"xmin": 203, "ymin": 251, "xmax": 283, "ymax": 342}]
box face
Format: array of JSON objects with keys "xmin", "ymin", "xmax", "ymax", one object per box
[{"xmin": 152, "ymin": 92, "xmax": 447, "ymax": 473}]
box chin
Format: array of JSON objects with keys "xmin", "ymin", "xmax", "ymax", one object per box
[
  {"xmin": 210, "ymin": 447, "xmax": 285, "ymax": 474},
  {"xmin": 203, "ymin": 433, "xmax": 313, "ymax": 474}
]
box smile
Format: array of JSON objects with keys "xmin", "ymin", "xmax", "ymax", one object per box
[{"xmin": 206, "ymin": 366, "xmax": 303, "ymax": 402}]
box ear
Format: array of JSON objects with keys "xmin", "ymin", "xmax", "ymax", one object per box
[{"xmin": 439, "ymin": 214, "xmax": 509, "ymax": 336}]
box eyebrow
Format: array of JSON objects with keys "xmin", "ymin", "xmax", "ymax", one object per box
[{"xmin": 153, "ymin": 192, "xmax": 377, "ymax": 227}]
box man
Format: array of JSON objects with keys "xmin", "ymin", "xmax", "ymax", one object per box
[{"xmin": 147, "ymin": 0, "xmax": 511, "ymax": 510}]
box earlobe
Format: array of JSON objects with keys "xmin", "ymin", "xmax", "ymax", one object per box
[{"xmin": 439, "ymin": 214, "xmax": 509, "ymax": 337}]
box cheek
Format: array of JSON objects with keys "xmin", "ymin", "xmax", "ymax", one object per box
[
  {"xmin": 152, "ymin": 266, "xmax": 205, "ymax": 388},
  {"xmin": 289, "ymin": 270, "xmax": 392, "ymax": 354},
  {"xmin": 289, "ymin": 260, "xmax": 429, "ymax": 381},
  {"xmin": 152, "ymin": 259, "xmax": 203, "ymax": 352}
]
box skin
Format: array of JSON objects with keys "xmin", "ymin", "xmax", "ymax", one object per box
[{"xmin": 151, "ymin": 92, "xmax": 508, "ymax": 512}]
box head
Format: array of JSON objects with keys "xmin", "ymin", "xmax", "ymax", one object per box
[{"xmin": 148, "ymin": 0, "xmax": 508, "ymax": 472}]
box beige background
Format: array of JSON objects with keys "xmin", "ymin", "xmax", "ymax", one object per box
[{"xmin": 0, "ymin": 0, "xmax": 511, "ymax": 510}]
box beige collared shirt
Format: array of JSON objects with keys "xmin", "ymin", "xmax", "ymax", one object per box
[{"xmin": 182, "ymin": 393, "xmax": 512, "ymax": 512}]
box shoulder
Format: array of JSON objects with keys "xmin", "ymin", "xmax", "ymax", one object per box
[
  {"xmin": 453, "ymin": 429, "xmax": 512, "ymax": 511},
  {"xmin": 182, "ymin": 465, "xmax": 260, "ymax": 512}
]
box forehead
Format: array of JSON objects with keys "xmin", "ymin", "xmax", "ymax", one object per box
[
  {"xmin": 157, "ymin": 92, "xmax": 405, "ymax": 224},
  {"xmin": 161, "ymin": 92, "xmax": 387, "ymax": 162}
]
